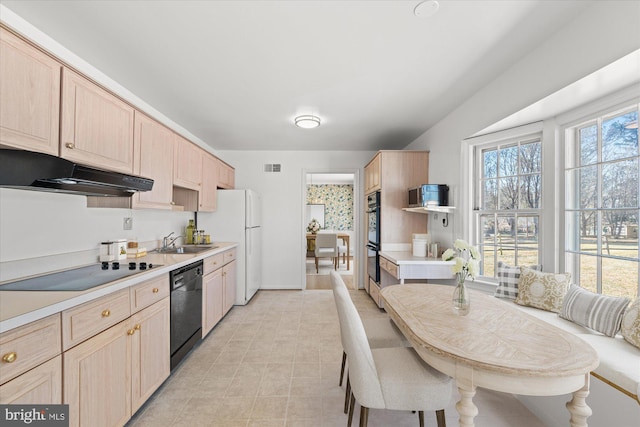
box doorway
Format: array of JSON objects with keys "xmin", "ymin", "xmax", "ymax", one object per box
[{"xmin": 303, "ymin": 171, "xmax": 358, "ymax": 290}]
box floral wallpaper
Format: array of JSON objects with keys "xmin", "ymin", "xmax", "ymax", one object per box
[{"xmin": 306, "ymin": 184, "xmax": 353, "ymax": 231}]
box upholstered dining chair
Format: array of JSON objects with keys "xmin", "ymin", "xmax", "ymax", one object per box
[
  {"xmin": 315, "ymin": 233, "xmax": 338, "ymax": 273},
  {"xmin": 331, "ymin": 271, "xmax": 452, "ymax": 427},
  {"xmin": 329, "ymin": 272, "xmax": 410, "ymax": 413},
  {"xmin": 337, "ymin": 237, "xmax": 348, "ymax": 266}
]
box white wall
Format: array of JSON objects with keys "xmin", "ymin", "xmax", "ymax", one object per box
[
  {"xmin": 403, "ymin": 2, "xmax": 640, "ymax": 426},
  {"xmin": 0, "ymin": 188, "xmax": 193, "ymax": 281},
  {"xmin": 406, "ymin": 1, "xmax": 640, "ymax": 250},
  {"xmin": 211, "ymin": 150, "xmax": 375, "ymax": 290}
]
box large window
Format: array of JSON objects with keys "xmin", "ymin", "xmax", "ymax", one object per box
[
  {"xmin": 475, "ymin": 136, "xmax": 542, "ymax": 278},
  {"xmin": 565, "ymin": 105, "xmax": 639, "ymax": 298}
]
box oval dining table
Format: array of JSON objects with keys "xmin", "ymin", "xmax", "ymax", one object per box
[{"xmin": 379, "ymin": 283, "xmax": 600, "ymax": 427}]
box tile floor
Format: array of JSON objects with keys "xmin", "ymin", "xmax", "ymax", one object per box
[{"xmin": 127, "ymin": 289, "xmax": 547, "ymax": 427}]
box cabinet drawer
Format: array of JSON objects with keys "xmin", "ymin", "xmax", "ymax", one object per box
[
  {"xmin": 223, "ymin": 249, "xmax": 236, "ymax": 264},
  {"xmin": 130, "ymin": 275, "xmax": 170, "ymax": 313},
  {"xmin": 204, "ymin": 253, "xmax": 224, "ymax": 274},
  {"xmin": 62, "ymin": 289, "xmax": 130, "ymax": 351},
  {"xmin": 0, "ymin": 315, "xmax": 61, "ymax": 385},
  {"xmin": 380, "ymin": 257, "xmax": 399, "ymax": 279},
  {"xmin": 0, "ymin": 355, "xmax": 62, "ymax": 404}
]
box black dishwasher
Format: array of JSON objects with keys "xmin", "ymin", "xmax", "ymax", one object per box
[{"xmin": 169, "ymin": 260, "xmax": 203, "ymax": 370}]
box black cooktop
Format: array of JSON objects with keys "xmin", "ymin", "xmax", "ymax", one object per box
[{"xmin": 0, "ymin": 262, "xmax": 161, "ymax": 291}]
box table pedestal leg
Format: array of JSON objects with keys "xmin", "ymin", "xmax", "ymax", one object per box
[
  {"xmin": 456, "ymin": 385, "xmax": 478, "ymax": 427},
  {"xmin": 566, "ymin": 376, "xmax": 591, "ymax": 427}
]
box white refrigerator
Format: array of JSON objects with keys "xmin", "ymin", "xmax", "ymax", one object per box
[{"xmin": 201, "ymin": 189, "xmax": 262, "ymax": 305}]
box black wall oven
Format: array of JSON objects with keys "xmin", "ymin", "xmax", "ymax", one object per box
[
  {"xmin": 170, "ymin": 260, "xmax": 203, "ymax": 370},
  {"xmin": 366, "ymin": 191, "xmax": 381, "ymax": 284}
]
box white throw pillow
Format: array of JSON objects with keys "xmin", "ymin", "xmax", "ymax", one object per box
[{"xmin": 515, "ymin": 268, "xmax": 571, "ymax": 313}]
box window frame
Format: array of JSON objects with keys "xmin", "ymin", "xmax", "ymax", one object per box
[
  {"xmin": 563, "ymin": 103, "xmax": 640, "ymax": 298},
  {"xmin": 472, "ymin": 133, "xmax": 544, "ymax": 280}
]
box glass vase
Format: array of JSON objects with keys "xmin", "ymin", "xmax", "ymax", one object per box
[{"xmin": 452, "ymin": 273, "xmax": 471, "ymax": 316}]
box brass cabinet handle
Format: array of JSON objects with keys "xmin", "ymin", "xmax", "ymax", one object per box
[
  {"xmin": 127, "ymin": 329, "xmax": 135, "ymax": 336},
  {"xmin": 65, "ymin": 142, "xmax": 75, "ymax": 149},
  {"xmin": 2, "ymin": 352, "xmax": 17, "ymax": 363},
  {"xmin": 134, "ymin": 324, "xmax": 141, "ymax": 330},
  {"xmin": 102, "ymin": 309, "xmax": 111, "ymax": 318},
  {"xmin": 152, "ymin": 288, "xmax": 159, "ymax": 293}
]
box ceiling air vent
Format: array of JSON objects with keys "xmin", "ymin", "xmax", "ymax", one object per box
[{"xmin": 264, "ymin": 164, "xmax": 282, "ymax": 173}]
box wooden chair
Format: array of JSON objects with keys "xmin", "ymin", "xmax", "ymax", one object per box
[{"xmin": 331, "ymin": 271, "xmax": 452, "ymax": 427}]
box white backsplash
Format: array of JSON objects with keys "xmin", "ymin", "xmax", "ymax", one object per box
[{"xmin": 0, "ymin": 188, "xmax": 192, "ymax": 281}]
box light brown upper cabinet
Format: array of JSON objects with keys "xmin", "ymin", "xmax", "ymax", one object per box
[
  {"xmin": 199, "ymin": 153, "xmax": 218, "ymax": 212},
  {"xmin": 0, "ymin": 27, "xmax": 61, "ymax": 155},
  {"xmin": 366, "ymin": 151, "xmax": 430, "ymax": 245},
  {"xmin": 173, "ymin": 136, "xmax": 202, "ymax": 191},
  {"xmin": 364, "ymin": 153, "xmax": 381, "ymax": 194},
  {"xmin": 61, "ymin": 68, "xmax": 135, "ymax": 174},
  {"xmin": 132, "ymin": 112, "xmax": 174, "ymax": 209},
  {"xmin": 217, "ymin": 159, "xmax": 235, "ymax": 189}
]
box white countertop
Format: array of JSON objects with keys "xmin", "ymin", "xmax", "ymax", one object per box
[
  {"xmin": 0, "ymin": 242, "xmax": 238, "ymax": 333},
  {"xmin": 380, "ymin": 250, "xmax": 453, "ymax": 265}
]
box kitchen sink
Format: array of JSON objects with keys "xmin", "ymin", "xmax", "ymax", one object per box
[{"xmin": 156, "ymin": 245, "xmax": 218, "ymax": 254}]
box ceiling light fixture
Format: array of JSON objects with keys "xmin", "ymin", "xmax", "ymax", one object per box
[
  {"xmin": 414, "ymin": 0, "xmax": 440, "ymax": 18},
  {"xmin": 295, "ymin": 115, "xmax": 321, "ymax": 129}
]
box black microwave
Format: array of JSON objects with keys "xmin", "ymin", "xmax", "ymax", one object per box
[{"xmin": 408, "ymin": 184, "xmax": 449, "ymax": 207}]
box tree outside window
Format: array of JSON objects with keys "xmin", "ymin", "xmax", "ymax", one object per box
[
  {"xmin": 476, "ymin": 138, "xmax": 542, "ymax": 278},
  {"xmin": 565, "ymin": 107, "xmax": 639, "ymax": 298}
]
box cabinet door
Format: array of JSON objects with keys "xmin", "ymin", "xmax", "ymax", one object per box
[
  {"xmin": 130, "ymin": 298, "xmax": 170, "ymax": 413},
  {"xmin": 173, "ymin": 135, "xmax": 202, "ymax": 190},
  {"xmin": 132, "ymin": 112, "xmax": 174, "ymax": 209},
  {"xmin": 202, "ymin": 269, "xmax": 224, "ymax": 337},
  {"xmin": 61, "ymin": 68, "xmax": 135, "ymax": 174},
  {"xmin": 223, "ymin": 260, "xmax": 237, "ymax": 315},
  {"xmin": 199, "ymin": 154, "xmax": 218, "ymax": 212},
  {"xmin": 63, "ymin": 320, "xmax": 131, "ymax": 427},
  {"xmin": 217, "ymin": 160, "xmax": 235, "ymax": 189},
  {"xmin": 0, "ymin": 28, "xmax": 61, "ymax": 155},
  {"xmin": 0, "ymin": 355, "xmax": 61, "ymax": 404},
  {"xmin": 366, "ymin": 153, "xmax": 381, "ymax": 193}
]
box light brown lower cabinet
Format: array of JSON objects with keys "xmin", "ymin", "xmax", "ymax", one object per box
[
  {"xmin": 0, "ymin": 355, "xmax": 61, "ymax": 404},
  {"xmin": 202, "ymin": 251, "xmax": 237, "ymax": 338},
  {"xmin": 223, "ymin": 260, "xmax": 237, "ymax": 315},
  {"xmin": 63, "ymin": 297, "xmax": 170, "ymax": 427},
  {"xmin": 203, "ymin": 268, "xmax": 224, "ymax": 337}
]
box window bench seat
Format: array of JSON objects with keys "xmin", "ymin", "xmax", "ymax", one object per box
[{"xmin": 508, "ymin": 302, "xmax": 640, "ymax": 404}]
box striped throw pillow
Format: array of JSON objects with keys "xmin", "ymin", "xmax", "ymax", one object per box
[{"xmin": 560, "ymin": 285, "xmax": 630, "ymax": 337}]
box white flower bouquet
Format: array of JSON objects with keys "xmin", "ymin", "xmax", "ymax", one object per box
[
  {"xmin": 307, "ymin": 218, "xmax": 321, "ymax": 233},
  {"xmin": 442, "ymin": 239, "xmax": 480, "ymax": 282}
]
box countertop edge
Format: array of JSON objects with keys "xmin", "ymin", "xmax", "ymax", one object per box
[
  {"xmin": 380, "ymin": 250, "xmax": 454, "ymax": 265},
  {"xmin": 0, "ymin": 242, "xmax": 238, "ymax": 333}
]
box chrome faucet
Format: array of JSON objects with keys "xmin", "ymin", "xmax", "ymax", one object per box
[{"xmin": 162, "ymin": 232, "xmax": 183, "ymax": 251}]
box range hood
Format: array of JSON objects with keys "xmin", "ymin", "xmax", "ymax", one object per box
[{"xmin": 0, "ymin": 150, "xmax": 154, "ymax": 197}]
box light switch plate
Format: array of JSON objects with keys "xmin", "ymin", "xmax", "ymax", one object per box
[{"xmin": 123, "ymin": 217, "xmax": 133, "ymax": 230}]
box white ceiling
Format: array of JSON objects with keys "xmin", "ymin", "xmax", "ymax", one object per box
[{"xmin": 2, "ymin": 0, "xmax": 595, "ymax": 151}]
